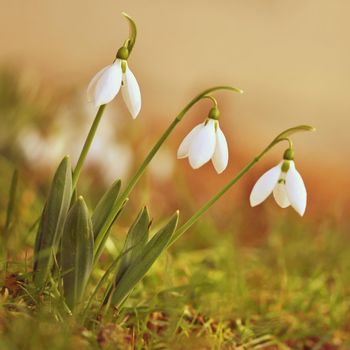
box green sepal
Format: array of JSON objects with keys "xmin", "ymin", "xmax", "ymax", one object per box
[
  {"xmin": 61, "ymin": 196, "xmax": 94, "ymax": 312},
  {"xmin": 33, "ymin": 156, "xmax": 72, "ymax": 288},
  {"xmin": 110, "ymin": 211, "xmax": 179, "ymax": 308},
  {"xmin": 92, "ymin": 179, "xmax": 121, "ymax": 241}
]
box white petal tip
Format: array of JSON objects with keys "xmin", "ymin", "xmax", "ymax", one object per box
[
  {"xmin": 189, "ymin": 157, "xmax": 206, "ymax": 169},
  {"xmin": 214, "ymin": 167, "xmax": 226, "ymax": 174},
  {"xmin": 177, "ymin": 152, "xmax": 187, "ymax": 160},
  {"xmin": 295, "ymin": 207, "xmax": 306, "ymax": 216},
  {"xmin": 131, "ymin": 111, "xmax": 140, "ymax": 119},
  {"xmin": 189, "ymin": 162, "xmax": 201, "ymax": 170},
  {"xmin": 249, "ymin": 198, "xmax": 259, "ymax": 207}
]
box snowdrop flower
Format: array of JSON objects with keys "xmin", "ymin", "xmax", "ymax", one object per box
[
  {"xmin": 87, "ymin": 47, "xmax": 141, "ymax": 119},
  {"xmin": 249, "ymin": 149, "xmax": 307, "ymax": 216},
  {"xmin": 177, "ymin": 107, "xmax": 229, "ymax": 174}
]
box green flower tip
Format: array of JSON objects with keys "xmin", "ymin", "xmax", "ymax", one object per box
[
  {"xmin": 283, "ymin": 148, "xmax": 294, "ymax": 161},
  {"xmin": 117, "ymin": 46, "xmax": 129, "ymax": 60},
  {"xmin": 121, "ymin": 12, "xmax": 132, "ymax": 20},
  {"xmin": 208, "ymin": 107, "xmax": 220, "ymax": 120}
]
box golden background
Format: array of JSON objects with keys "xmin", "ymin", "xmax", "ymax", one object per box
[{"xmin": 1, "ymin": 0, "xmax": 349, "ymax": 218}]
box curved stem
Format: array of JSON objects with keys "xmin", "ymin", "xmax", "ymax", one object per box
[
  {"xmin": 201, "ymin": 95, "xmax": 218, "ymax": 107},
  {"xmin": 72, "ymin": 104, "xmax": 106, "ymax": 189},
  {"xmin": 120, "ymin": 86, "xmax": 241, "ymax": 196},
  {"xmin": 94, "ymin": 85, "xmax": 242, "ymax": 254},
  {"xmin": 278, "ymin": 137, "xmax": 293, "ymax": 150}
]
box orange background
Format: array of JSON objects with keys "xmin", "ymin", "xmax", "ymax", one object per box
[{"xmin": 1, "ymin": 0, "xmax": 349, "ymax": 220}]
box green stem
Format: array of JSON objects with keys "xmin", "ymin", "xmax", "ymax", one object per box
[
  {"xmin": 94, "ymin": 85, "xmax": 242, "ymax": 253},
  {"xmin": 72, "ymin": 104, "xmax": 106, "ymax": 189}
]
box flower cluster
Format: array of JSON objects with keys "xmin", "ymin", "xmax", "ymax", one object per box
[{"xmin": 86, "ymin": 14, "xmax": 312, "ymax": 217}]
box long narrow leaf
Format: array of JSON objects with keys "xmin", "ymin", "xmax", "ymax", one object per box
[
  {"xmin": 92, "ymin": 179, "xmax": 121, "ymax": 240},
  {"xmin": 103, "ymin": 207, "xmax": 150, "ymax": 303},
  {"xmin": 93, "ymin": 199, "xmax": 129, "ymax": 263},
  {"xmin": 33, "ymin": 156, "xmax": 72, "ymax": 288},
  {"xmin": 61, "ymin": 196, "xmax": 93, "ymax": 312},
  {"xmin": 115, "ymin": 206, "xmax": 150, "ymax": 284},
  {"xmin": 110, "ymin": 211, "xmax": 179, "ymax": 308}
]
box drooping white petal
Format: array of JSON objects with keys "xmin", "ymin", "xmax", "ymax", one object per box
[
  {"xmin": 273, "ymin": 182, "xmax": 291, "ymax": 208},
  {"xmin": 285, "ymin": 161, "xmax": 307, "ymax": 216},
  {"xmin": 94, "ymin": 61, "xmax": 122, "ymax": 107},
  {"xmin": 211, "ymin": 125, "xmax": 229, "ymax": 174},
  {"xmin": 188, "ymin": 119, "xmax": 216, "ymax": 169},
  {"xmin": 177, "ymin": 124, "xmax": 203, "ymax": 159},
  {"xmin": 87, "ymin": 65, "xmax": 110, "ymax": 102},
  {"xmin": 121, "ymin": 65, "xmax": 141, "ymax": 119},
  {"xmin": 249, "ymin": 163, "xmax": 282, "ymax": 207}
]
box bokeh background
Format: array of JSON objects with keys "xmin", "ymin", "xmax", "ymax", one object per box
[
  {"xmin": 1, "ymin": 2, "xmax": 350, "ymax": 348},
  {"xmin": 0, "ymin": 0, "xmax": 349, "ymax": 236}
]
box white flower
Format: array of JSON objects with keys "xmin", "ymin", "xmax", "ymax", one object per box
[
  {"xmin": 177, "ymin": 119, "xmax": 229, "ymax": 173},
  {"xmin": 87, "ymin": 59, "xmax": 141, "ymax": 118},
  {"xmin": 249, "ymin": 160, "xmax": 307, "ymax": 216}
]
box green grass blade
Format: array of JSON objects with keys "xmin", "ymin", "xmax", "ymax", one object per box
[
  {"xmin": 92, "ymin": 179, "xmax": 121, "ymax": 240},
  {"xmin": 110, "ymin": 211, "xmax": 179, "ymax": 308},
  {"xmin": 3, "ymin": 168, "xmax": 18, "ymax": 239},
  {"xmin": 61, "ymin": 196, "xmax": 94, "ymax": 312},
  {"xmin": 33, "ymin": 156, "xmax": 72, "ymax": 288}
]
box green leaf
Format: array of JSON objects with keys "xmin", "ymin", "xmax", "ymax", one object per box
[
  {"xmin": 61, "ymin": 196, "xmax": 94, "ymax": 312},
  {"xmin": 115, "ymin": 207, "xmax": 150, "ymax": 284},
  {"xmin": 93, "ymin": 198, "xmax": 129, "ymax": 263},
  {"xmin": 92, "ymin": 179, "xmax": 121, "ymax": 240},
  {"xmin": 103, "ymin": 207, "xmax": 150, "ymax": 303},
  {"xmin": 33, "ymin": 156, "xmax": 72, "ymax": 288},
  {"xmin": 110, "ymin": 211, "xmax": 179, "ymax": 308}
]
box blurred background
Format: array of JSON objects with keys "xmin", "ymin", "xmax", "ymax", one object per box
[{"xmin": 0, "ymin": 0, "xmax": 349, "ymax": 238}]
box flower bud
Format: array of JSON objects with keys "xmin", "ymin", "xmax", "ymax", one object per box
[
  {"xmin": 208, "ymin": 107, "xmax": 220, "ymax": 120},
  {"xmin": 117, "ymin": 46, "xmax": 129, "ymax": 60},
  {"xmin": 283, "ymin": 148, "xmax": 294, "ymax": 160}
]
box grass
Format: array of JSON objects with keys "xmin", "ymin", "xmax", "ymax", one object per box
[
  {"xmin": 0, "ymin": 68, "xmax": 349, "ymax": 349},
  {"xmin": 1, "ymin": 204, "xmax": 349, "ymax": 349}
]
